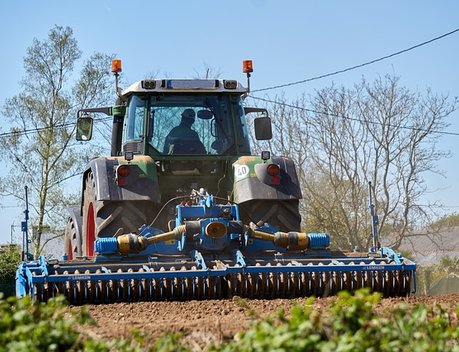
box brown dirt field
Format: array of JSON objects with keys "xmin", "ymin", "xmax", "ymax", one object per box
[{"xmin": 73, "ymin": 293, "xmax": 459, "ymax": 350}]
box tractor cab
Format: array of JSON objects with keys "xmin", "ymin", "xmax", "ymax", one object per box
[
  {"xmin": 76, "ymin": 60, "xmax": 272, "ymax": 163},
  {"xmin": 120, "ymin": 80, "xmax": 253, "ymax": 159}
]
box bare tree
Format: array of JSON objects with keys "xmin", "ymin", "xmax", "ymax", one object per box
[
  {"xmin": 251, "ymin": 75, "xmax": 457, "ymax": 250},
  {"xmin": 307, "ymin": 76, "xmax": 457, "ymax": 249},
  {"xmin": 0, "ymin": 26, "xmax": 114, "ymax": 257},
  {"xmin": 193, "ymin": 61, "xmax": 222, "ymax": 79}
]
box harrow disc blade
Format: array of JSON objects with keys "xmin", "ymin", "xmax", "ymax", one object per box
[{"xmin": 18, "ymin": 255, "xmax": 415, "ymax": 304}]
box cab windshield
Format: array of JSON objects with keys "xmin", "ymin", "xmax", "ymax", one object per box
[{"xmin": 124, "ymin": 94, "xmax": 249, "ymax": 155}]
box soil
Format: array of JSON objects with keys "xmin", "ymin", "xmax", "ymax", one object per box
[{"xmin": 73, "ymin": 293, "xmax": 459, "ymax": 350}]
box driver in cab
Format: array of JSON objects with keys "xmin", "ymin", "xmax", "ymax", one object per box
[{"xmin": 163, "ymin": 109, "xmax": 206, "ymax": 154}]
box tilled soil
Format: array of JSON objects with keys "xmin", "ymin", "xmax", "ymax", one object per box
[{"xmin": 74, "ymin": 294, "xmax": 459, "ymax": 349}]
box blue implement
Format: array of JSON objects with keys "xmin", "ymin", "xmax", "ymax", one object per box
[{"xmin": 16, "ymin": 193, "xmax": 416, "ymax": 304}]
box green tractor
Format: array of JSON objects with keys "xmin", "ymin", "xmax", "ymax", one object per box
[{"xmin": 64, "ymin": 59, "xmax": 302, "ymax": 259}]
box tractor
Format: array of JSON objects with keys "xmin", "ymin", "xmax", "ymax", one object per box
[{"xmin": 16, "ymin": 60, "xmax": 415, "ymax": 303}]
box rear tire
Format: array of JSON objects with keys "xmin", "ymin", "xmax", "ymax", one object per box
[
  {"xmin": 63, "ymin": 224, "xmax": 77, "ymax": 260},
  {"xmin": 239, "ymin": 199, "xmax": 301, "ymax": 232},
  {"xmin": 64, "ymin": 207, "xmax": 82, "ymax": 259},
  {"xmin": 82, "ymin": 174, "xmax": 97, "ymax": 256},
  {"xmin": 81, "ymin": 171, "xmax": 157, "ymax": 256}
]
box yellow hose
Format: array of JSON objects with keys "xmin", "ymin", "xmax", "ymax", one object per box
[
  {"xmin": 146, "ymin": 225, "xmax": 186, "ymax": 245},
  {"xmin": 116, "ymin": 225, "xmax": 187, "ymax": 254},
  {"xmin": 251, "ymin": 229, "xmax": 310, "ymax": 249}
]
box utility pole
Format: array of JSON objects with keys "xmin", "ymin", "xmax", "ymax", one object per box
[
  {"xmin": 21, "ymin": 185, "xmax": 32, "ymax": 261},
  {"xmin": 10, "ymin": 223, "xmax": 22, "ymax": 245}
]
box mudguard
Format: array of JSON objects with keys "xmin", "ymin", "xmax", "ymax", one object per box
[
  {"xmin": 67, "ymin": 205, "xmax": 83, "ymax": 239},
  {"xmin": 80, "ymin": 155, "xmax": 161, "ymax": 210},
  {"xmin": 232, "ymin": 155, "xmax": 302, "ymax": 203}
]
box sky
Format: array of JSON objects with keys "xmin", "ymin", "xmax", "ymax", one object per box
[{"xmin": 0, "ymin": 0, "xmax": 458, "ymax": 245}]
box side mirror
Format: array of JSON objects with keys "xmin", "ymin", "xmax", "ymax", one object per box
[
  {"xmin": 254, "ymin": 116, "xmax": 272, "ymax": 140},
  {"xmin": 244, "ymin": 107, "xmax": 272, "ymax": 140},
  {"xmin": 76, "ymin": 116, "xmax": 94, "ymax": 141},
  {"xmin": 197, "ymin": 109, "xmax": 214, "ymax": 120}
]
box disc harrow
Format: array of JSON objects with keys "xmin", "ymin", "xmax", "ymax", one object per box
[
  {"xmin": 16, "ymin": 192, "xmax": 416, "ymax": 304},
  {"xmin": 17, "ymin": 252, "xmax": 415, "ymax": 305}
]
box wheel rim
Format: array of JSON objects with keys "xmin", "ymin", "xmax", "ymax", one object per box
[
  {"xmin": 67, "ymin": 238, "xmax": 73, "ymax": 260},
  {"xmin": 85, "ymin": 202, "xmax": 95, "ymax": 256}
]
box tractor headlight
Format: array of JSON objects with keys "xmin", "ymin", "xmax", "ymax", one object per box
[
  {"xmin": 141, "ymin": 80, "xmax": 156, "ymax": 89},
  {"xmin": 223, "ymin": 80, "xmax": 238, "ymax": 89}
]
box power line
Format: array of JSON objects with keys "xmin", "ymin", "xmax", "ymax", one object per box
[
  {"xmin": 252, "ymin": 28, "xmax": 459, "ymax": 93},
  {"xmin": 2, "ymin": 28, "xmax": 458, "ymax": 139},
  {"xmin": 0, "ymin": 116, "xmax": 111, "ymax": 139},
  {"xmin": 0, "ymin": 122, "xmax": 74, "ymax": 138},
  {"xmin": 249, "ymin": 95, "xmax": 459, "ymax": 137}
]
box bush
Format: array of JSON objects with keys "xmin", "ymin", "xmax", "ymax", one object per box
[
  {"xmin": 0, "ymin": 294, "xmax": 188, "ymax": 352},
  {"xmin": 212, "ymin": 289, "xmax": 459, "ymax": 352},
  {"xmin": 0, "ymin": 295, "xmax": 94, "ymax": 351},
  {"xmin": 2, "ymin": 290, "xmax": 458, "ymax": 351},
  {"xmin": 0, "ymin": 245, "xmax": 21, "ymax": 297}
]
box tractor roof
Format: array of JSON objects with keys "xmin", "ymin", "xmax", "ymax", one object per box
[{"xmin": 122, "ymin": 79, "xmax": 247, "ymax": 96}]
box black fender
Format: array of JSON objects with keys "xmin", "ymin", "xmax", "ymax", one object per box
[
  {"xmin": 67, "ymin": 205, "xmax": 83, "ymax": 238},
  {"xmin": 79, "ymin": 156, "xmax": 161, "ymax": 214},
  {"xmin": 232, "ymin": 156, "xmax": 302, "ymax": 203}
]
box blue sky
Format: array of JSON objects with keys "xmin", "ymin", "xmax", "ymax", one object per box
[{"xmin": 0, "ymin": 0, "xmax": 458, "ymax": 244}]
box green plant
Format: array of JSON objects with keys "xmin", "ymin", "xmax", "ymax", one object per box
[
  {"xmin": 152, "ymin": 333, "xmax": 189, "ymax": 352},
  {"xmin": 211, "ymin": 289, "xmax": 459, "ymax": 352},
  {"xmin": 0, "ymin": 294, "xmax": 190, "ymax": 352},
  {"xmin": 0, "ymin": 295, "xmax": 92, "ymax": 351},
  {"xmin": 429, "ymin": 212, "xmax": 459, "ymax": 231},
  {"xmin": 2, "ymin": 289, "xmax": 459, "ymax": 351},
  {"xmin": 102, "ymin": 329, "xmax": 188, "ymax": 352},
  {"xmin": 0, "ymin": 245, "xmax": 21, "ymax": 297}
]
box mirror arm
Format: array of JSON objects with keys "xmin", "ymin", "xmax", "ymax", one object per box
[
  {"xmin": 244, "ymin": 107, "xmax": 269, "ymax": 117},
  {"xmin": 77, "ymin": 107, "xmax": 112, "ymax": 117}
]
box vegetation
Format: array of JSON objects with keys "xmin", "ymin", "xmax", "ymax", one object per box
[
  {"xmin": 436, "ymin": 256, "xmax": 459, "ymax": 277},
  {"xmin": 214, "ymin": 290, "xmax": 459, "ymax": 352},
  {"xmin": 429, "ymin": 213, "xmax": 459, "ymax": 231},
  {"xmin": 422, "ymin": 255, "xmax": 459, "ymax": 294},
  {"xmin": 0, "ymin": 245, "xmax": 21, "ymax": 297},
  {"xmin": 0, "ymin": 294, "xmax": 187, "ymax": 352},
  {"xmin": 1, "ymin": 290, "xmax": 458, "ymax": 351},
  {"xmin": 0, "ymin": 295, "xmax": 93, "ymax": 351}
]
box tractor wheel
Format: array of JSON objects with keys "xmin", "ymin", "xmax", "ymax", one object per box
[
  {"xmin": 82, "ymin": 173, "xmax": 98, "ymax": 257},
  {"xmin": 240, "ymin": 199, "xmax": 301, "ymax": 232},
  {"xmin": 82, "ymin": 171, "xmax": 157, "ymax": 256},
  {"xmin": 63, "ymin": 207, "xmax": 82, "ymax": 259},
  {"xmin": 64, "ymin": 218, "xmax": 80, "ymax": 260}
]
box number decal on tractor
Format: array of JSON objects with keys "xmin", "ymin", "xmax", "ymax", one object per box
[{"xmin": 235, "ymin": 165, "xmax": 250, "ymax": 179}]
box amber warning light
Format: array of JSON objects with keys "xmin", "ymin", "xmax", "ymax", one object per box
[
  {"xmin": 111, "ymin": 59, "xmax": 122, "ymax": 73},
  {"xmin": 243, "ymin": 60, "xmax": 253, "ymax": 73}
]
